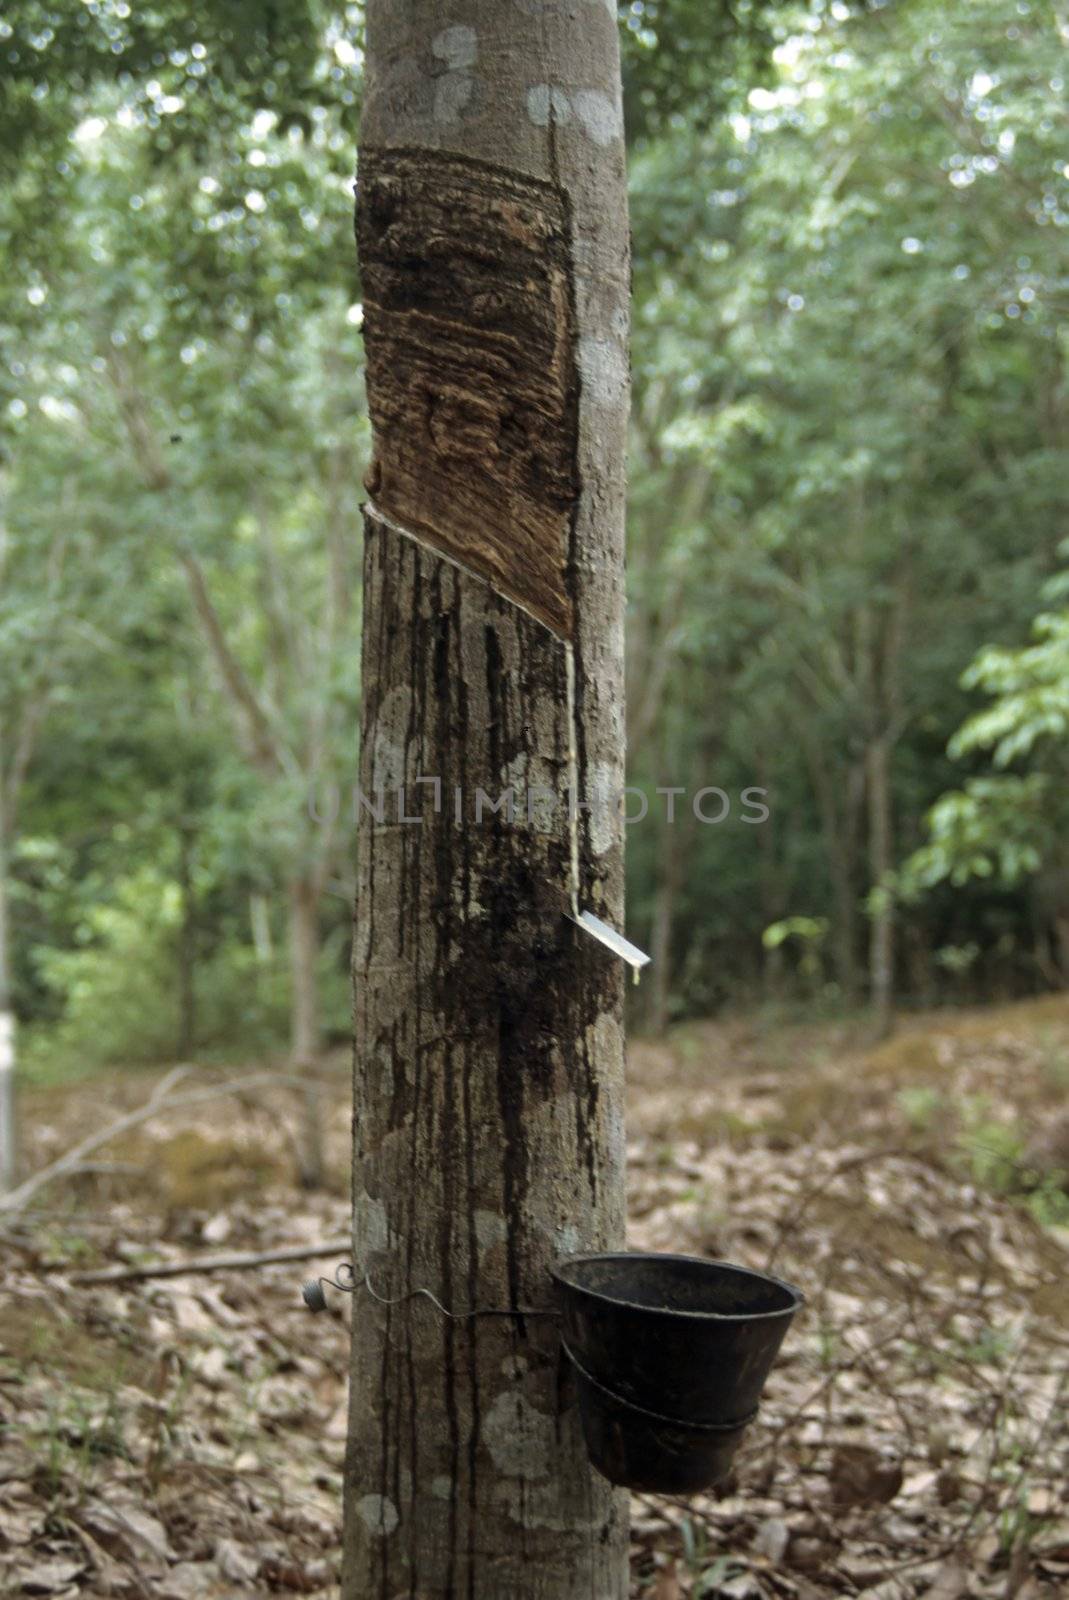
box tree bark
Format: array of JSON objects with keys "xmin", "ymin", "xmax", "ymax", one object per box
[
  {"xmin": 345, "ymin": 5, "xmax": 630, "ymax": 1595},
  {"xmin": 866, "ymin": 735, "xmax": 895, "ymax": 1038},
  {"xmin": 176, "ymin": 821, "xmax": 197, "ymax": 1058},
  {"xmin": 249, "ymin": 892, "xmax": 274, "ymax": 964},
  {"xmin": 801, "ymin": 734, "xmax": 861, "ymax": 1003},
  {"xmin": 754, "ymin": 747, "xmax": 787, "ymax": 1002},
  {"xmin": 289, "ymin": 875, "xmax": 324, "ymax": 1188},
  {"xmin": 1054, "ymin": 914, "xmax": 1069, "ymax": 987},
  {"xmin": 647, "ymin": 732, "xmax": 699, "ymax": 1035},
  {"xmin": 648, "ymin": 820, "xmax": 681, "ymax": 1036}
]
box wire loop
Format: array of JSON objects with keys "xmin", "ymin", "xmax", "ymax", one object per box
[{"xmin": 304, "ymin": 1261, "xmax": 559, "ymax": 1320}]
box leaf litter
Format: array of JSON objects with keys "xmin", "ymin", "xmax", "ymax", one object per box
[{"xmin": 0, "ymin": 1004, "xmax": 1066, "ymax": 1598}]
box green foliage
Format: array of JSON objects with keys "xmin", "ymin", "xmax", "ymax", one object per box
[
  {"xmin": 896, "ymin": 1084, "xmax": 943, "ymax": 1131},
  {"xmin": 905, "ymin": 549, "xmax": 1069, "ymax": 905},
  {"xmin": 619, "ymin": 0, "xmax": 782, "ymax": 142},
  {"xmin": 762, "ymin": 917, "xmax": 829, "ymax": 987},
  {"xmin": 27, "ymin": 868, "xmax": 350, "ymax": 1074},
  {"xmin": 31, "ymin": 869, "xmax": 186, "ymax": 1068},
  {"xmin": 957, "ymin": 1111, "xmax": 1023, "ymax": 1193},
  {"xmin": 902, "ymin": 776, "xmax": 1050, "ymax": 891},
  {"xmin": 0, "ymin": 2, "xmax": 362, "ymax": 177},
  {"xmin": 2, "ymin": 0, "xmax": 1067, "ymax": 1062},
  {"xmin": 626, "ymin": 0, "xmax": 1068, "ymax": 1008},
  {"xmin": 2, "ymin": 8, "xmax": 365, "ymax": 1072},
  {"xmin": 763, "ymin": 916, "xmax": 827, "ymax": 950}
]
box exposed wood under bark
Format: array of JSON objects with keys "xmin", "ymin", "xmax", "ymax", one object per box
[{"xmin": 358, "ymin": 148, "xmax": 579, "ymax": 638}]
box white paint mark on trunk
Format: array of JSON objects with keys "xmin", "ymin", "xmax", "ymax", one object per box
[
  {"xmin": 357, "ymin": 1494, "xmax": 399, "ymax": 1536},
  {"xmin": 503, "ymin": 753, "xmax": 528, "ymax": 790},
  {"xmin": 431, "ymin": 25, "xmax": 476, "ymax": 124},
  {"xmin": 432, "ymin": 25, "xmax": 477, "ymax": 70},
  {"xmin": 474, "ymin": 1209, "xmax": 509, "ymax": 1252},
  {"xmin": 578, "ymin": 336, "xmax": 628, "ymax": 410},
  {"xmin": 571, "ymin": 88, "xmax": 623, "ymax": 146},
  {"xmin": 371, "ymin": 688, "xmax": 411, "ymax": 790},
  {"xmin": 526, "ymin": 84, "xmax": 572, "ymax": 128},
  {"xmin": 482, "ymin": 1391, "xmax": 554, "ymax": 1478},
  {"xmin": 354, "ymin": 909, "xmax": 372, "ymax": 970},
  {"xmin": 435, "ymin": 74, "xmax": 474, "ymax": 123},
  {"xmin": 555, "ymin": 1222, "xmax": 581, "ymax": 1256},
  {"xmin": 355, "ymin": 1193, "xmax": 390, "ymax": 1254},
  {"xmin": 589, "ymin": 1011, "xmax": 622, "ymax": 1064},
  {"xmin": 588, "ymin": 760, "xmax": 617, "ymax": 856}
]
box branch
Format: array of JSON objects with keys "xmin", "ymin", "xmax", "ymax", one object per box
[
  {"xmin": 0, "ymin": 1066, "xmax": 335, "ymax": 1214},
  {"xmin": 66, "ymin": 1239, "xmax": 351, "ymax": 1286},
  {"xmin": 106, "ymin": 349, "xmax": 171, "ymax": 491},
  {"xmin": 103, "ymin": 348, "xmax": 289, "ymax": 781},
  {"xmin": 4, "ymin": 686, "xmax": 50, "ymax": 831},
  {"xmin": 178, "ymin": 548, "xmax": 284, "ymax": 777}
]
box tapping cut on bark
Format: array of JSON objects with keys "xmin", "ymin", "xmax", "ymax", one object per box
[{"xmin": 357, "ymin": 148, "xmax": 579, "ymax": 637}]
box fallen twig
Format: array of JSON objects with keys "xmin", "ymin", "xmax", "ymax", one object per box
[
  {"xmin": 0, "ymin": 1065, "xmax": 335, "ymax": 1214},
  {"xmin": 65, "ymin": 1239, "xmax": 352, "ymax": 1285}
]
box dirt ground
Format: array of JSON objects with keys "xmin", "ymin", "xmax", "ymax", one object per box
[{"xmin": 2, "ymin": 999, "xmax": 1067, "ymax": 1597}]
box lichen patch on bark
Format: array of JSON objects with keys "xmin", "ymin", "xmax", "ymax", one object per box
[
  {"xmin": 356, "ymin": 1494, "xmax": 399, "ymax": 1537},
  {"xmin": 431, "ymin": 24, "xmax": 477, "ymax": 70},
  {"xmin": 525, "ymin": 83, "xmax": 623, "ymax": 146},
  {"xmin": 357, "ymin": 147, "xmax": 580, "ymax": 638}
]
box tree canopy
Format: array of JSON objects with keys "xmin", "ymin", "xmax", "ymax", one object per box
[{"xmin": 1, "ymin": 0, "xmax": 1067, "ymax": 1071}]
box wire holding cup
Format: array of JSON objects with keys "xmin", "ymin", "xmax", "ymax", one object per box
[{"xmin": 300, "ymin": 1261, "xmax": 558, "ymax": 1321}]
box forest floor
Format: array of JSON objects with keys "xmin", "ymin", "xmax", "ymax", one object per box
[{"xmin": 1, "ymin": 997, "xmax": 1067, "ymax": 1598}]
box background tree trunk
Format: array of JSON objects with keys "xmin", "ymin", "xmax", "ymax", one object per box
[
  {"xmin": 0, "ymin": 817, "xmax": 16, "ymax": 1193},
  {"xmin": 648, "ymin": 821, "xmax": 681, "ymax": 1036},
  {"xmin": 289, "ymin": 875, "xmax": 324, "ymax": 1188},
  {"xmin": 345, "ymin": 4, "xmax": 630, "ymax": 1594},
  {"xmin": 867, "ymin": 734, "xmax": 895, "ymax": 1037},
  {"xmin": 249, "ymin": 892, "xmax": 273, "ymax": 964},
  {"xmin": 176, "ymin": 821, "xmax": 197, "ymax": 1058},
  {"xmin": 803, "ymin": 736, "xmax": 862, "ymax": 1002}
]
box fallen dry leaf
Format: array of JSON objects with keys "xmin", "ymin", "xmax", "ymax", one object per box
[
  {"xmin": 652, "ymin": 1558, "xmax": 682, "ymax": 1599},
  {"xmin": 829, "ymin": 1444, "xmax": 905, "ymax": 1509}
]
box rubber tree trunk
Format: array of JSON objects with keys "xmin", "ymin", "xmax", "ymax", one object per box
[
  {"xmin": 289, "ymin": 875, "xmax": 324, "ymax": 1188},
  {"xmin": 344, "ymin": 4, "xmax": 630, "ymax": 1595}
]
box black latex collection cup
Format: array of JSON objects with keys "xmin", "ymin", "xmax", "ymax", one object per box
[{"xmin": 552, "ymin": 1251, "xmax": 803, "ymax": 1493}]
